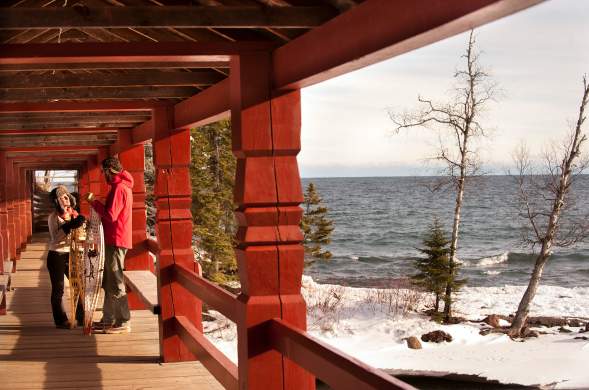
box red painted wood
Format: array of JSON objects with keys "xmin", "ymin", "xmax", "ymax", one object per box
[
  {"xmin": 17, "ymin": 168, "xmax": 28, "ymax": 250},
  {"xmin": 174, "ymin": 315, "xmax": 239, "ymax": 390},
  {"xmin": 97, "ymin": 148, "xmax": 110, "ymax": 201},
  {"xmin": 272, "ymin": 0, "xmax": 544, "ymax": 90},
  {"xmin": 269, "ymin": 319, "xmax": 416, "ymax": 390},
  {"xmin": 10, "ymin": 166, "xmax": 20, "ymax": 259},
  {"xmin": 145, "ymin": 238, "xmax": 160, "ymax": 256},
  {"xmin": 153, "ymin": 106, "xmax": 202, "ymax": 363},
  {"xmin": 5, "ymin": 162, "xmax": 16, "ymax": 262},
  {"xmin": 0, "ymin": 152, "xmax": 8, "ymax": 263},
  {"xmin": 0, "ymin": 101, "xmax": 157, "ymax": 113},
  {"xmin": 131, "ymin": 78, "xmax": 230, "ymax": 145},
  {"xmin": 131, "ymin": 120, "xmax": 154, "ymax": 145},
  {"xmin": 173, "ymin": 263, "xmax": 238, "ymax": 322},
  {"xmin": 0, "ymin": 42, "xmax": 273, "ymax": 65},
  {"xmin": 231, "ymin": 53, "xmax": 314, "ymax": 390},
  {"xmin": 118, "ymin": 135, "xmax": 150, "ymax": 310},
  {"xmin": 25, "ymin": 170, "xmax": 32, "ymax": 244},
  {"xmin": 173, "ymin": 78, "xmax": 230, "ymax": 130}
]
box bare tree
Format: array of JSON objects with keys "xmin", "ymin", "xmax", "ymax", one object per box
[
  {"xmin": 389, "ymin": 30, "xmax": 496, "ymax": 321},
  {"xmin": 509, "ymin": 77, "xmax": 589, "ymax": 337}
]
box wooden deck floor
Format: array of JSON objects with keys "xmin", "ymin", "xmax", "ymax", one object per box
[{"xmin": 0, "ymin": 235, "xmax": 223, "ymax": 389}]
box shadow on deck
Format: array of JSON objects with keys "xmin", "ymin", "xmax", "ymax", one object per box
[{"xmin": 0, "ymin": 233, "xmax": 222, "ymax": 389}]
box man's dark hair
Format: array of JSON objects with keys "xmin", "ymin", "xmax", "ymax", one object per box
[{"xmin": 102, "ymin": 156, "xmax": 123, "ymax": 173}]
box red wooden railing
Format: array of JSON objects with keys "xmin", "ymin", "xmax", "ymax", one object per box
[{"xmin": 145, "ymin": 240, "xmax": 414, "ymax": 390}]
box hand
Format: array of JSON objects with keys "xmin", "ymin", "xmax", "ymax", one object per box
[{"xmin": 83, "ymin": 192, "xmax": 95, "ymax": 203}]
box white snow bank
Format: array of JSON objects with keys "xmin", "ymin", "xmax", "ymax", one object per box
[{"xmin": 204, "ymin": 276, "xmax": 589, "ymax": 389}]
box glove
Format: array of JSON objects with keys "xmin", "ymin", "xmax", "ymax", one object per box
[{"xmin": 61, "ymin": 215, "xmax": 86, "ymax": 235}]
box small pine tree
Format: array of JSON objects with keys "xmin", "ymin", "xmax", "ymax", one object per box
[
  {"xmin": 301, "ymin": 182, "xmax": 334, "ymax": 262},
  {"xmin": 413, "ymin": 218, "xmax": 450, "ymax": 314},
  {"xmin": 191, "ymin": 119, "xmax": 237, "ymax": 283}
]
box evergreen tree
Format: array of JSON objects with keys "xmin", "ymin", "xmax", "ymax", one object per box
[
  {"xmin": 301, "ymin": 182, "xmax": 334, "ymax": 261},
  {"xmin": 413, "ymin": 218, "xmax": 451, "ymax": 313},
  {"xmin": 190, "ymin": 119, "xmax": 237, "ymax": 282}
]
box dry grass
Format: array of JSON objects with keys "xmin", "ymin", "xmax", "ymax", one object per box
[{"xmin": 363, "ymin": 287, "xmax": 426, "ymax": 319}]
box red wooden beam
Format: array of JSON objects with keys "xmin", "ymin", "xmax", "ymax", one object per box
[
  {"xmin": 272, "ymin": 0, "xmax": 544, "ymax": 89},
  {"xmin": 173, "ymin": 78, "xmax": 230, "ymax": 130},
  {"xmin": 131, "ymin": 119, "xmax": 154, "ymax": 144},
  {"xmin": 145, "ymin": 238, "xmax": 160, "ymax": 255},
  {"xmin": 173, "ymin": 263, "xmax": 238, "ymax": 323},
  {"xmin": 0, "ymin": 101, "xmax": 157, "ymax": 113},
  {"xmin": 0, "ymin": 42, "xmax": 274, "ymax": 65},
  {"xmin": 130, "ymin": 79, "xmax": 230, "ymax": 145},
  {"xmin": 268, "ymin": 319, "xmax": 415, "ymax": 390},
  {"xmin": 174, "ymin": 316, "xmax": 239, "ymax": 390},
  {"xmin": 0, "ymin": 128, "xmax": 119, "ymax": 135}
]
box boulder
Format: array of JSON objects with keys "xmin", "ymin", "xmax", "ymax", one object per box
[
  {"xmin": 406, "ymin": 336, "xmax": 422, "ymax": 349},
  {"xmin": 522, "ymin": 327, "xmax": 539, "ymax": 338},
  {"xmin": 585, "ymin": 322, "xmax": 589, "ymax": 332},
  {"xmin": 558, "ymin": 327, "xmax": 573, "ymax": 333},
  {"xmin": 526, "ymin": 316, "xmax": 568, "ymax": 328},
  {"xmin": 421, "ymin": 330, "xmax": 452, "ymax": 343},
  {"xmin": 574, "ymin": 336, "xmax": 589, "ymax": 341},
  {"xmin": 568, "ymin": 319, "xmax": 582, "ymax": 327},
  {"xmin": 444, "ymin": 316, "xmax": 466, "ymax": 325},
  {"xmin": 482, "ymin": 314, "xmax": 501, "ymax": 328}
]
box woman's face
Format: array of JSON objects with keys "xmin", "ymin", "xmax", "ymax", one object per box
[{"xmin": 58, "ymin": 193, "xmax": 70, "ymax": 210}]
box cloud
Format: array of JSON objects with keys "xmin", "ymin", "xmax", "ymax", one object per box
[{"xmin": 300, "ymin": 0, "xmax": 589, "ymax": 177}]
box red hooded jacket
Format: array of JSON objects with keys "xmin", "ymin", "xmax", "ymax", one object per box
[{"xmin": 91, "ymin": 170, "xmax": 134, "ymax": 249}]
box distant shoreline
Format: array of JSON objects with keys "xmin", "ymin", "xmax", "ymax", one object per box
[{"xmin": 301, "ymin": 173, "xmax": 589, "ymax": 179}]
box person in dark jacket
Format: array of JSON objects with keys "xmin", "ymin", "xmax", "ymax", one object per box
[
  {"xmin": 47, "ymin": 185, "xmax": 86, "ymax": 329},
  {"xmin": 85, "ymin": 156, "xmax": 134, "ymax": 334}
]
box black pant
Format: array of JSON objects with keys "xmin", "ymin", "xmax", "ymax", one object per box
[{"xmin": 47, "ymin": 250, "xmax": 84, "ymax": 326}]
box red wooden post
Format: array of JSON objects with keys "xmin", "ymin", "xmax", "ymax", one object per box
[
  {"xmin": 153, "ymin": 106, "xmax": 202, "ymax": 362},
  {"xmin": 25, "ymin": 170, "xmax": 32, "ymax": 243},
  {"xmin": 0, "ymin": 152, "xmax": 8, "ymax": 265},
  {"xmin": 79, "ymin": 164, "xmax": 90, "ymax": 216},
  {"xmin": 231, "ymin": 52, "xmax": 314, "ymax": 390},
  {"xmin": 6, "ymin": 161, "xmax": 20, "ymax": 262},
  {"xmin": 17, "ymin": 168, "xmax": 28, "ymax": 250},
  {"xmin": 119, "ymin": 130, "xmax": 151, "ymax": 309},
  {"xmin": 98, "ymin": 147, "xmax": 110, "ymax": 200}
]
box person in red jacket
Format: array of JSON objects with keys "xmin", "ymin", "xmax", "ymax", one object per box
[{"xmin": 85, "ymin": 156, "xmax": 134, "ymax": 334}]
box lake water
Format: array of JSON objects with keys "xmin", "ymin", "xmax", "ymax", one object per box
[{"xmin": 302, "ymin": 176, "xmax": 589, "ymax": 288}]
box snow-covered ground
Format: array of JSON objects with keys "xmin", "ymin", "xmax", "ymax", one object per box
[{"xmin": 204, "ymin": 276, "xmax": 589, "ymax": 389}]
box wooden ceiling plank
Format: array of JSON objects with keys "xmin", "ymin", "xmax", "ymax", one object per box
[
  {"xmin": 0, "ymin": 6, "xmax": 334, "ymax": 29},
  {"xmin": 0, "ymin": 101, "xmax": 159, "ymax": 113},
  {"xmin": 0, "ymin": 61, "xmax": 229, "ymax": 71},
  {"xmin": 0, "ymin": 70, "xmax": 224, "ymax": 88},
  {"xmin": 0, "ymin": 86, "xmax": 198, "ymax": 101},
  {"xmin": 0, "ymin": 41, "xmax": 273, "ymax": 64},
  {"xmin": 1, "ymin": 123, "xmax": 137, "ymax": 130},
  {"xmin": 0, "ymin": 127, "xmax": 120, "ymax": 135},
  {"xmin": 0, "ymin": 111, "xmax": 149, "ymax": 119}
]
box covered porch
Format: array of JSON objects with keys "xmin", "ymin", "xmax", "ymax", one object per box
[{"xmin": 0, "ymin": 1, "xmax": 543, "ymax": 389}]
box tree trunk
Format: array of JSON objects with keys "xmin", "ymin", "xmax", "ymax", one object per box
[
  {"xmin": 444, "ymin": 144, "xmax": 468, "ymax": 321},
  {"xmin": 434, "ymin": 293, "xmax": 440, "ymax": 313},
  {"xmin": 509, "ymin": 247, "xmax": 549, "ymax": 337}
]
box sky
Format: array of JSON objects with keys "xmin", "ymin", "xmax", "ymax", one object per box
[{"xmin": 298, "ymin": 0, "xmax": 589, "ymax": 178}]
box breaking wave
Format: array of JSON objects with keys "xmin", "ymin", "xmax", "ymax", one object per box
[{"xmin": 476, "ymin": 252, "xmax": 510, "ymax": 267}]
